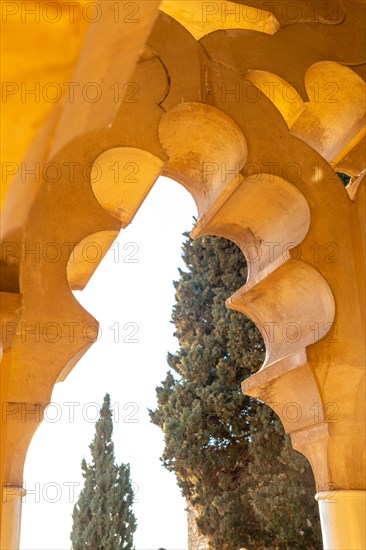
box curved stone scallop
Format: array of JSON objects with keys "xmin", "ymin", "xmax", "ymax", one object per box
[
  {"xmin": 159, "ymin": 102, "xmax": 247, "ymax": 215},
  {"xmin": 227, "ymin": 260, "xmax": 336, "ymax": 368},
  {"xmin": 192, "ymin": 173, "xmax": 311, "ymax": 282},
  {"xmin": 290, "ymin": 62, "xmax": 366, "ymax": 163},
  {"xmin": 66, "ymin": 230, "xmax": 119, "ymax": 291},
  {"xmin": 160, "ymin": 0, "xmax": 279, "ymax": 40},
  {"xmin": 91, "ymin": 147, "xmax": 165, "ymax": 226}
]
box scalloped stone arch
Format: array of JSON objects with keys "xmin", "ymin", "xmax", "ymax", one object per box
[{"xmin": 1, "ymin": 3, "xmax": 365, "ymax": 548}]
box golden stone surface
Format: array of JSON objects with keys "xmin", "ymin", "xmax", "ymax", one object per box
[{"xmin": 1, "ymin": 1, "xmax": 365, "ymax": 548}]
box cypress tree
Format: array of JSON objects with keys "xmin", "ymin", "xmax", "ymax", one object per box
[
  {"xmin": 150, "ymin": 229, "xmax": 321, "ymax": 549},
  {"xmin": 71, "ymin": 394, "xmax": 136, "ymax": 550}
]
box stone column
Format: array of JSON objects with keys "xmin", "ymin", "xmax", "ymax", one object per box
[
  {"xmin": 316, "ymin": 491, "xmax": 366, "ymax": 550},
  {"xmin": 1, "ymin": 485, "xmax": 26, "ymax": 550}
]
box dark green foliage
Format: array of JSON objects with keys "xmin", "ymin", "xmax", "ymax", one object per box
[
  {"xmin": 150, "ymin": 229, "xmax": 322, "ymax": 549},
  {"xmin": 71, "ymin": 394, "xmax": 136, "ymax": 550},
  {"xmin": 247, "ymin": 407, "xmax": 322, "ymax": 549},
  {"xmin": 336, "ymin": 172, "xmax": 351, "ymax": 187}
]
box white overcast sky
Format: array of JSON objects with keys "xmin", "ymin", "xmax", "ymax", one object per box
[{"xmin": 20, "ymin": 176, "xmax": 197, "ymax": 550}]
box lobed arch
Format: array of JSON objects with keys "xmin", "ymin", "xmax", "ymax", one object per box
[
  {"xmin": 1, "ymin": 2, "xmax": 365, "ymax": 548},
  {"xmin": 0, "ymin": 82, "xmax": 355, "ymax": 492}
]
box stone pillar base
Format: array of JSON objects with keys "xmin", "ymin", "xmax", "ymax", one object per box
[
  {"xmin": 1, "ymin": 484, "xmax": 26, "ymax": 550},
  {"xmin": 316, "ymin": 490, "xmax": 366, "ymax": 550}
]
